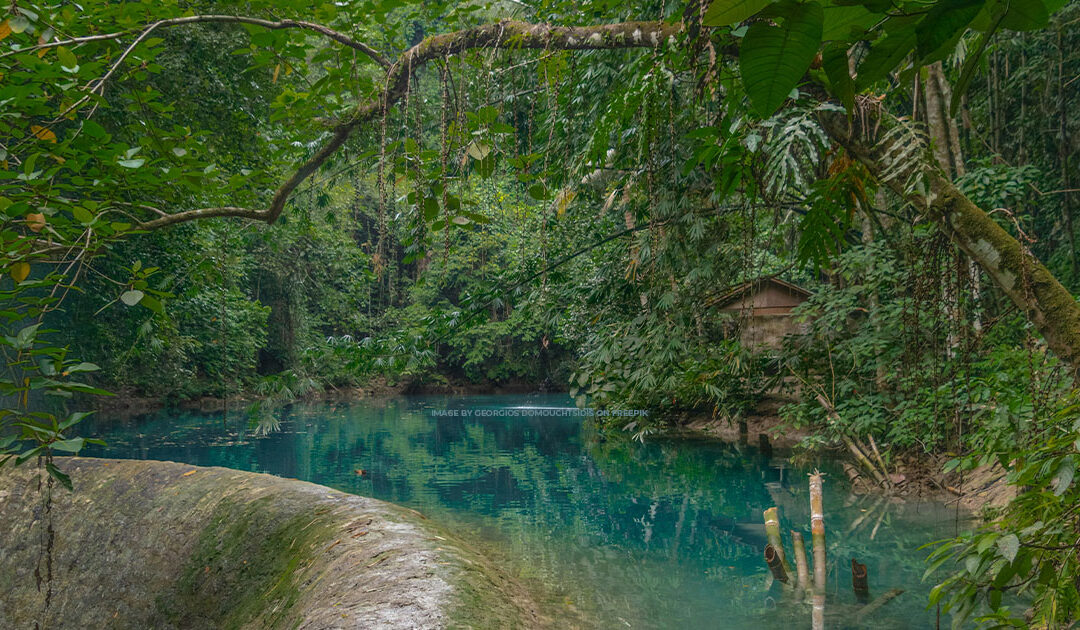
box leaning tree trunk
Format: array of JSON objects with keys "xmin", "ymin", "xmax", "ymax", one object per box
[{"xmin": 819, "ymin": 108, "xmax": 1080, "ymax": 377}]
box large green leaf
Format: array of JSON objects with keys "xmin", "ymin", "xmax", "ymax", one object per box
[
  {"xmin": 823, "ymin": 43, "xmax": 855, "ymax": 111},
  {"xmin": 972, "ymin": 0, "xmax": 1049, "ymax": 31},
  {"xmin": 739, "ymin": 1, "xmax": 824, "ymax": 117},
  {"xmin": 999, "ymin": 0, "xmax": 1049, "ymax": 31},
  {"xmin": 915, "ymin": 0, "xmax": 983, "ymax": 63},
  {"xmin": 822, "ymin": 5, "xmax": 878, "ymax": 41},
  {"xmin": 855, "ymin": 23, "xmax": 917, "ymax": 89},
  {"xmin": 702, "ymin": 0, "xmax": 773, "ymax": 26},
  {"xmin": 951, "ymin": 11, "xmax": 1002, "ymax": 116}
]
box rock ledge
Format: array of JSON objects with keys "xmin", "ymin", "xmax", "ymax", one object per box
[{"xmin": 0, "ymin": 457, "xmax": 537, "ymax": 629}]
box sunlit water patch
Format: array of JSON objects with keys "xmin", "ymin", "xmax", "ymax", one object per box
[{"xmin": 83, "ymin": 395, "xmax": 968, "ymax": 629}]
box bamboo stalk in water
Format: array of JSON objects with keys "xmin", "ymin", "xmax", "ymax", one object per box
[
  {"xmin": 764, "ymin": 544, "xmax": 789, "ymax": 584},
  {"xmin": 791, "ymin": 531, "xmax": 811, "ymax": 590},
  {"xmin": 851, "ymin": 558, "xmax": 869, "ymax": 601},
  {"xmin": 763, "ymin": 507, "xmax": 790, "ymax": 574},
  {"xmin": 811, "ymin": 591, "xmax": 825, "ymax": 630},
  {"xmin": 809, "ymin": 472, "xmax": 826, "ymax": 592}
]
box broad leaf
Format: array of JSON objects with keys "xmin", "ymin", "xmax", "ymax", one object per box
[
  {"xmin": 45, "ymin": 462, "xmax": 73, "ymax": 491},
  {"xmin": 999, "ymin": 0, "xmax": 1049, "ymax": 31},
  {"xmin": 916, "ymin": 0, "xmax": 983, "ymax": 63},
  {"xmin": 1052, "ymin": 457, "xmax": 1075, "ymax": 496},
  {"xmin": 120, "ymin": 290, "xmax": 144, "ymax": 306},
  {"xmin": 996, "ymin": 534, "xmax": 1019, "ymax": 563},
  {"xmin": 739, "ymin": 1, "xmax": 824, "ymax": 117},
  {"xmin": 855, "ymin": 24, "xmax": 917, "ymax": 89},
  {"xmin": 139, "ymin": 294, "xmax": 164, "ymax": 314},
  {"xmin": 823, "ymin": 44, "xmax": 855, "ymax": 111},
  {"xmin": 822, "ymin": 5, "xmax": 877, "ymax": 41},
  {"xmin": 57, "ymin": 46, "xmax": 77, "ymax": 70},
  {"xmin": 703, "ymin": 0, "xmax": 772, "ymax": 27}
]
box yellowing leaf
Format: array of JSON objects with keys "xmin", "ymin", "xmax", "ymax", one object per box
[
  {"xmin": 466, "ymin": 141, "xmax": 491, "ymax": 160},
  {"xmin": 272, "ymin": 63, "xmax": 281, "ymax": 83},
  {"xmin": 8, "ymin": 15, "xmax": 30, "ymax": 34},
  {"xmin": 0, "ymin": 21, "xmax": 12, "ymax": 42},
  {"xmin": 182, "ymin": 469, "xmax": 197, "ymax": 477},
  {"xmin": 555, "ymin": 190, "xmax": 577, "ymax": 217},
  {"xmin": 30, "ymin": 125, "xmax": 57, "ymax": 143},
  {"xmin": 37, "ymin": 27, "xmax": 53, "ymax": 57},
  {"xmin": 25, "ymin": 212, "xmax": 46, "ymax": 233},
  {"xmin": 9, "ymin": 262, "xmax": 30, "ymax": 283}
]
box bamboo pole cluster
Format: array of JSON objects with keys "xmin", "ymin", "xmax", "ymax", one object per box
[
  {"xmin": 759, "ymin": 471, "xmax": 906, "ymax": 625},
  {"xmin": 761, "ymin": 473, "xmax": 829, "ymax": 593}
]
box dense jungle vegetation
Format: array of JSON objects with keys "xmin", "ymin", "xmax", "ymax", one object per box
[{"xmin": 3, "ymin": 0, "xmax": 1080, "ymax": 625}]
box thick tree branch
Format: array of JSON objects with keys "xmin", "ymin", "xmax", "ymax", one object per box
[
  {"xmin": 135, "ymin": 206, "xmax": 267, "ymax": 231},
  {"xmin": 819, "ymin": 108, "xmax": 1080, "ymax": 374},
  {"xmin": 264, "ymin": 18, "xmax": 684, "ymax": 222},
  {"xmin": 84, "ymin": 18, "xmax": 682, "ymax": 230}
]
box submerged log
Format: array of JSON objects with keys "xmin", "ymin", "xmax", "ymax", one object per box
[
  {"xmin": 764, "ymin": 544, "xmax": 789, "ymax": 584},
  {"xmin": 854, "ymin": 588, "xmax": 905, "ymax": 625},
  {"xmin": 809, "ymin": 472, "xmax": 827, "ymax": 592},
  {"xmin": 791, "ymin": 531, "xmax": 811, "ymax": 590}
]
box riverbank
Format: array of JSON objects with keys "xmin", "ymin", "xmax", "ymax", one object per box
[
  {"xmin": 674, "ymin": 397, "xmax": 1014, "ymax": 516},
  {"xmin": 90, "ymin": 375, "xmax": 564, "ymax": 418}
]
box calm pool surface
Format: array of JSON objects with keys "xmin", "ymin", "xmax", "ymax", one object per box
[{"xmin": 82, "ymin": 394, "xmax": 966, "ymax": 629}]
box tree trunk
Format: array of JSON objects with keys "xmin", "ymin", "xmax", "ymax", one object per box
[{"xmin": 819, "ymin": 109, "xmax": 1080, "ymax": 376}]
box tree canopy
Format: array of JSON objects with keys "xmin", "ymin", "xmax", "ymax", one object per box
[{"xmin": 3, "ymin": 0, "xmax": 1080, "ymax": 625}]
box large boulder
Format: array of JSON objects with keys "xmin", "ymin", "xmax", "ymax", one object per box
[{"xmin": 0, "ymin": 458, "xmax": 538, "ymax": 629}]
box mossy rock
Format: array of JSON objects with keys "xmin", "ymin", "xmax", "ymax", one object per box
[{"xmin": 0, "ymin": 458, "xmax": 539, "ymax": 629}]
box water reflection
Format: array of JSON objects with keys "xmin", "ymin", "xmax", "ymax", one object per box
[{"xmin": 83, "ymin": 395, "xmax": 966, "ymax": 629}]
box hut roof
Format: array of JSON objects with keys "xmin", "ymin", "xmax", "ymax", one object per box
[{"xmin": 705, "ymin": 276, "xmax": 813, "ymax": 312}]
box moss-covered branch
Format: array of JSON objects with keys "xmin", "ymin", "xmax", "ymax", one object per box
[
  {"xmin": 142, "ymin": 18, "xmax": 684, "ymax": 229},
  {"xmin": 263, "ymin": 18, "xmax": 683, "ymax": 222},
  {"xmin": 820, "ymin": 109, "xmax": 1080, "ymax": 374}
]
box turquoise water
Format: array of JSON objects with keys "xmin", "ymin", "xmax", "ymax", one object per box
[{"xmin": 83, "ymin": 395, "xmax": 965, "ymax": 629}]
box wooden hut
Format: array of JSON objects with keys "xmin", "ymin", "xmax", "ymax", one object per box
[{"xmin": 707, "ymin": 277, "xmax": 813, "ymax": 350}]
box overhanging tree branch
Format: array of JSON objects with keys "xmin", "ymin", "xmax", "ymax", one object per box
[
  {"xmin": 264, "ymin": 18, "xmax": 685, "ymax": 222},
  {"xmin": 87, "ymin": 18, "xmax": 682, "ymax": 231},
  {"xmin": 134, "ymin": 19, "xmax": 685, "ymax": 230}
]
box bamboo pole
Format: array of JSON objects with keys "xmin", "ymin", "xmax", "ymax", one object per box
[
  {"xmin": 791, "ymin": 531, "xmax": 811, "ymax": 590},
  {"xmin": 809, "ymin": 472, "xmax": 826, "ymax": 593},
  {"xmin": 763, "ymin": 507, "xmax": 790, "ymax": 574},
  {"xmin": 764, "ymin": 544, "xmax": 789, "ymax": 584},
  {"xmin": 851, "ymin": 558, "xmax": 869, "ymax": 601},
  {"xmin": 811, "ymin": 591, "xmax": 825, "ymax": 630}
]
